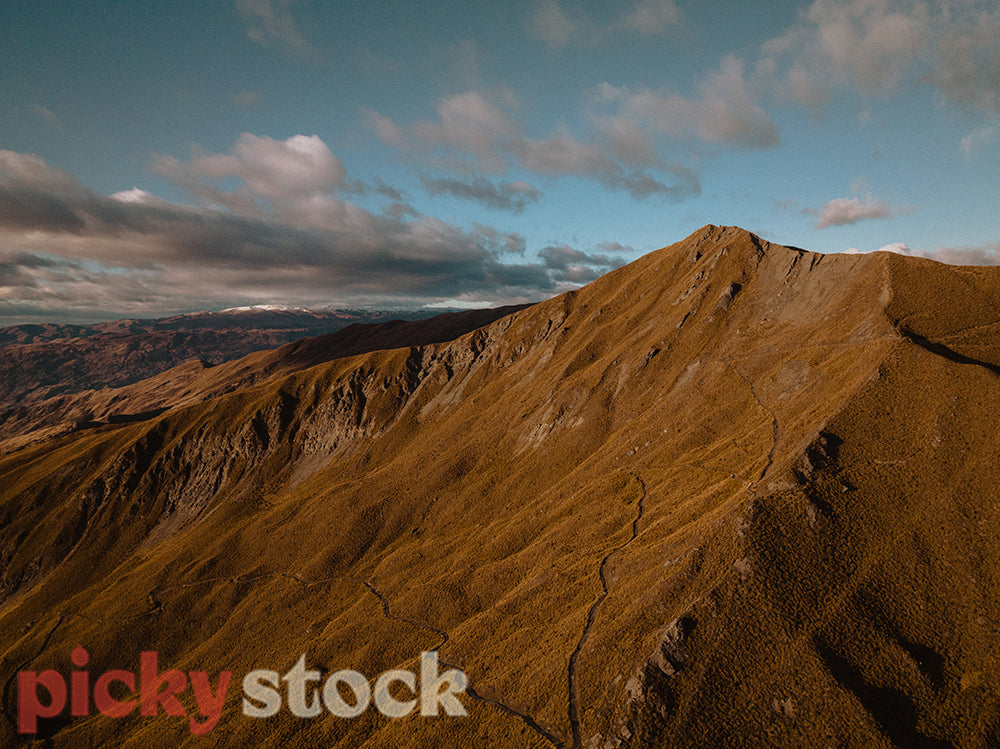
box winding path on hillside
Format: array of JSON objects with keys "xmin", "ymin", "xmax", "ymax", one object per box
[{"xmin": 567, "ymin": 473, "xmax": 647, "ymax": 749}]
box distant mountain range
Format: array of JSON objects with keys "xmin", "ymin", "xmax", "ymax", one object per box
[
  {"xmin": 0, "ymin": 305, "xmax": 529, "ymax": 454},
  {"xmin": 0, "ymin": 307, "xmax": 444, "ymax": 411}
]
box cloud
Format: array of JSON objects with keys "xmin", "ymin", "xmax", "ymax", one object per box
[
  {"xmin": 526, "ymin": 0, "xmax": 680, "ymax": 48},
  {"xmin": 230, "ymin": 90, "xmax": 262, "ymax": 107},
  {"xmin": 368, "ymin": 90, "xmax": 701, "ymax": 201},
  {"xmin": 512, "ymin": 127, "xmax": 700, "ymax": 200},
  {"xmin": 595, "ymin": 241, "xmax": 635, "ymax": 254},
  {"xmin": 761, "ymin": 0, "xmax": 932, "ymax": 110},
  {"xmin": 845, "ymin": 241, "xmax": 1000, "ymax": 265},
  {"xmin": 0, "ymin": 249, "xmax": 165, "ymax": 320},
  {"xmin": 960, "ymin": 124, "xmax": 998, "ymax": 158},
  {"xmin": 509, "ymin": 125, "xmax": 612, "ymax": 176},
  {"xmin": 814, "ymin": 194, "xmax": 894, "ymax": 228},
  {"xmin": 411, "ymin": 91, "xmax": 517, "ymax": 173},
  {"xmin": 591, "ymin": 56, "xmax": 780, "ymax": 150},
  {"xmin": 930, "ymin": 242, "xmax": 1000, "ymax": 266},
  {"xmin": 152, "ymin": 133, "xmax": 347, "ymax": 207},
  {"xmin": 472, "ymin": 223, "xmax": 527, "ymax": 256},
  {"xmin": 373, "ymin": 178, "xmax": 406, "ymax": 203},
  {"xmin": 927, "ymin": 7, "xmax": 1000, "ymax": 113},
  {"xmin": 539, "ymin": 244, "xmax": 627, "ymax": 283},
  {"xmin": 526, "ymin": 0, "xmax": 586, "ymax": 48},
  {"xmin": 29, "ymin": 104, "xmax": 60, "ymax": 126},
  {"xmin": 234, "ymin": 0, "xmax": 320, "ymax": 61},
  {"xmin": 619, "ymin": 0, "xmax": 681, "ymax": 34},
  {"xmin": 422, "ymin": 176, "xmax": 542, "ymax": 213},
  {"xmin": 109, "ymin": 187, "xmax": 168, "ymax": 205},
  {"xmin": 0, "ymin": 144, "xmax": 617, "ymax": 321},
  {"xmin": 382, "ymin": 202, "xmax": 420, "ymax": 220},
  {"xmin": 363, "ymin": 108, "xmax": 405, "ymax": 149},
  {"xmin": 758, "ymin": 0, "xmax": 1000, "ymax": 116}
]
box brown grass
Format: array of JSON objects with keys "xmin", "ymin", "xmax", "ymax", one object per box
[{"xmin": 1, "ymin": 225, "xmax": 998, "ymax": 747}]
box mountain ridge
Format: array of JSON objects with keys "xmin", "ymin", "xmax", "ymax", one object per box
[
  {"xmin": 0, "ymin": 308, "xmax": 454, "ymax": 414},
  {"xmin": 0, "ymin": 305, "xmax": 529, "ymax": 455}
]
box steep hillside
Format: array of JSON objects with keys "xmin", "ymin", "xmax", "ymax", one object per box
[
  {"xmin": 1, "ymin": 225, "xmax": 998, "ymax": 748},
  {"xmin": 0, "ymin": 305, "xmax": 529, "ymax": 455}
]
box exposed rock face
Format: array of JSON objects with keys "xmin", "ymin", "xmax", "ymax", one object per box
[{"xmin": 2, "ymin": 225, "xmax": 999, "ymax": 748}]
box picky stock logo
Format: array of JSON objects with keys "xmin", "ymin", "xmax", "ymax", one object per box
[
  {"xmin": 16, "ymin": 647, "xmax": 466, "ymax": 735},
  {"xmin": 241, "ymin": 651, "xmax": 467, "ymax": 719},
  {"xmin": 17, "ymin": 646, "xmax": 230, "ymax": 735}
]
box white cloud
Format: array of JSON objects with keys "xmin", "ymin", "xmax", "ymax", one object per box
[
  {"xmin": 595, "ymin": 241, "xmax": 636, "ymax": 254},
  {"xmin": 511, "ymin": 127, "xmax": 698, "ymax": 199},
  {"xmin": 511, "ymin": 125, "xmax": 613, "ymax": 176},
  {"xmin": 423, "ymin": 298, "xmax": 495, "ymax": 309},
  {"xmin": 931, "ymin": 245, "xmax": 1000, "ymax": 265},
  {"xmin": 876, "ymin": 242, "xmax": 913, "ymax": 255},
  {"xmin": 110, "ymin": 187, "xmax": 167, "ymax": 205},
  {"xmin": 814, "ymin": 194, "xmax": 894, "ymax": 228},
  {"xmin": 152, "ymin": 133, "xmax": 346, "ymax": 209},
  {"xmin": 526, "ymin": 0, "xmax": 585, "ymax": 48}
]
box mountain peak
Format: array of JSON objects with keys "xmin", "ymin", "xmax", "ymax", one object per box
[{"xmin": 681, "ymin": 223, "xmax": 770, "ymax": 259}]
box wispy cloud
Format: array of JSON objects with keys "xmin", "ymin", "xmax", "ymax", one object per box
[
  {"xmin": 927, "ymin": 7, "xmax": 1000, "ymax": 114},
  {"xmin": 539, "ymin": 244, "xmax": 627, "ymax": 283},
  {"xmin": 595, "ymin": 241, "xmax": 636, "ymax": 254},
  {"xmin": 373, "ymin": 178, "xmax": 406, "ymax": 203},
  {"xmin": 234, "ymin": 0, "xmax": 321, "ymax": 61},
  {"xmin": 367, "ymin": 90, "xmax": 701, "ymax": 201},
  {"xmin": 29, "ymin": 104, "xmax": 60, "ymax": 126},
  {"xmin": 526, "ymin": 0, "xmax": 680, "ymax": 48},
  {"xmin": 230, "ymin": 90, "xmax": 262, "ymax": 107},
  {"xmin": 845, "ymin": 241, "xmax": 1000, "ymax": 266},
  {"xmin": 960, "ymin": 125, "xmax": 998, "ymax": 158},
  {"xmin": 590, "ymin": 55, "xmax": 781, "ymax": 150},
  {"xmin": 759, "ymin": 0, "xmax": 1000, "ymax": 116},
  {"xmin": 422, "ymin": 176, "xmax": 542, "ymax": 213}
]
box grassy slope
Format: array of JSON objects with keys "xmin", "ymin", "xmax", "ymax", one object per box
[{"xmin": 1, "ymin": 226, "xmax": 998, "ymax": 748}]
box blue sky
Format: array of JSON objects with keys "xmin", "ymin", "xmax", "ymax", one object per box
[{"xmin": 1, "ymin": 0, "xmax": 999, "ymax": 322}]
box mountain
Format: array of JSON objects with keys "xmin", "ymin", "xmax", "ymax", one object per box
[
  {"xmin": 0, "ymin": 308, "xmax": 443, "ymax": 411},
  {"xmin": 1, "ymin": 225, "xmax": 998, "ymax": 748},
  {"xmin": 0, "ymin": 306, "xmax": 529, "ymax": 455}
]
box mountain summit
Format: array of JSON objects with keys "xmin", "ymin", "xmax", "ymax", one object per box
[{"xmin": 2, "ymin": 226, "xmax": 998, "ymax": 747}]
